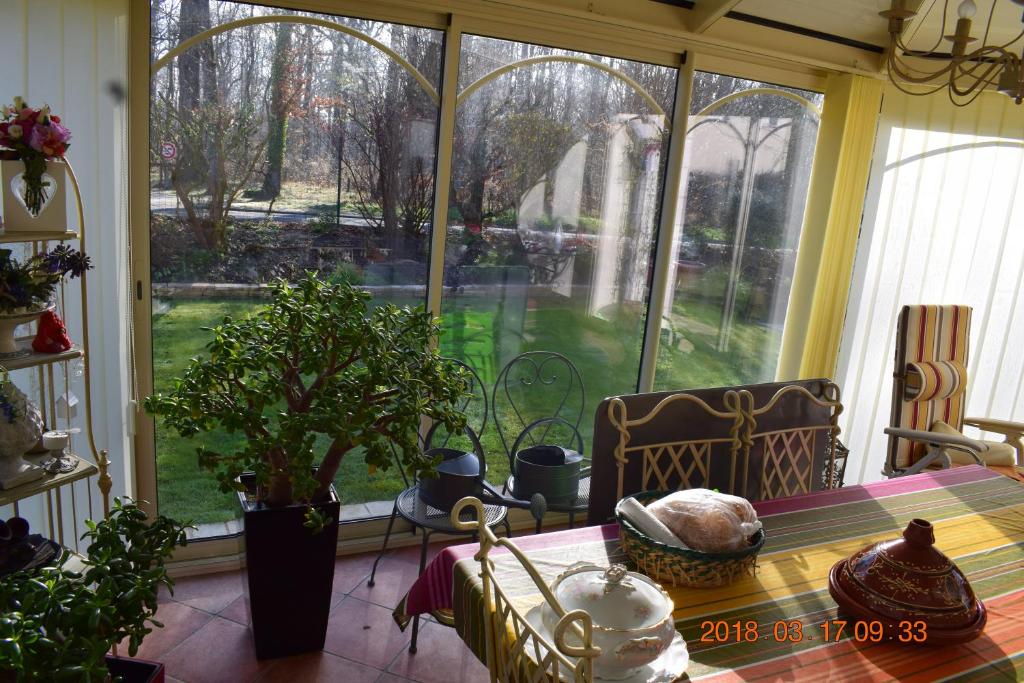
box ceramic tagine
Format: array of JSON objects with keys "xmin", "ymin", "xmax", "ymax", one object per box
[
  {"xmin": 540, "ymin": 563, "xmax": 680, "ymax": 680},
  {"xmin": 828, "ymin": 518, "xmax": 986, "ymax": 645}
]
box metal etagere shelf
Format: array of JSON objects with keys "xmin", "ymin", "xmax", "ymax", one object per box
[{"xmin": 1, "ymin": 159, "xmax": 112, "ymax": 556}]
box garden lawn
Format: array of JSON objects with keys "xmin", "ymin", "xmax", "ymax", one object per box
[{"xmin": 152, "ymin": 294, "xmax": 780, "ymax": 525}]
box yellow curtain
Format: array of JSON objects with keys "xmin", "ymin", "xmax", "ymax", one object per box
[{"xmin": 777, "ymin": 74, "xmax": 883, "ymax": 380}]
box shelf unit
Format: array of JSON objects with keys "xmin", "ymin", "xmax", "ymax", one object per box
[{"xmin": 0, "ymin": 160, "xmax": 111, "ymax": 554}]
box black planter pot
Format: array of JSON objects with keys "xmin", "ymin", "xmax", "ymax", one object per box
[
  {"xmin": 105, "ymin": 655, "xmax": 165, "ymax": 683},
  {"xmin": 237, "ymin": 473, "xmax": 341, "ymax": 660}
]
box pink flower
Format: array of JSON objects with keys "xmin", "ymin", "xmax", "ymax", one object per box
[{"xmin": 28, "ymin": 121, "xmax": 70, "ymax": 158}]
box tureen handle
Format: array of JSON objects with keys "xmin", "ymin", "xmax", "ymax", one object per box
[{"xmin": 604, "ymin": 564, "xmax": 628, "ymax": 585}]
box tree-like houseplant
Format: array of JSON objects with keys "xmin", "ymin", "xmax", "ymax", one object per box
[
  {"xmin": 145, "ymin": 275, "xmax": 469, "ymax": 659},
  {"xmin": 0, "ymin": 499, "xmax": 190, "ymax": 682}
]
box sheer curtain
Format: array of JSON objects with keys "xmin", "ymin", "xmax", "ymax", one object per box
[
  {"xmin": 0, "ymin": 0, "xmax": 131, "ymax": 538},
  {"xmin": 836, "ymin": 85, "xmax": 1024, "ymax": 484}
]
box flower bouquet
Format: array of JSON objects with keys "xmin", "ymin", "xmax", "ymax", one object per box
[
  {"xmin": 0, "ymin": 97, "xmax": 71, "ymax": 229},
  {"xmin": 0, "ymin": 245, "xmax": 91, "ymax": 357}
]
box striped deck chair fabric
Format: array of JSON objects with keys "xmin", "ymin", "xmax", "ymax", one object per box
[{"xmin": 888, "ymin": 305, "xmax": 971, "ymax": 471}]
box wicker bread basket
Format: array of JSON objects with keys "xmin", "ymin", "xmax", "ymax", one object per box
[{"xmin": 615, "ymin": 490, "xmax": 765, "ymax": 588}]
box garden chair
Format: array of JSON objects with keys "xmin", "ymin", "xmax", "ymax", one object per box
[
  {"xmin": 368, "ymin": 358, "xmax": 510, "ymax": 653},
  {"xmin": 450, "ymin": 496, "xmax": 599, "ymax": 683},
  {"xmin": 492, "ymin": 351, "xmax": 591, "ymax": 529},
  {"xmin": 740, "ymin": 380, "xmax": 845, "ymax": 500},
  {"xmin": 588, "ymin": 380, "xmax": 849, "ymax": 523},
  {"xmin": 884, "ymin": 304, "xmax": 1024, "ymax": 477}
]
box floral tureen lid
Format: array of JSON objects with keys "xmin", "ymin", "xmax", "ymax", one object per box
[{"xmin": 550, "ymin": 563, "xmax": 673, "ymax": 631}]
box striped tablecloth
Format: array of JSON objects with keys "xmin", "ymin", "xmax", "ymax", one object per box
[{"xmin": 398, "ymin": 465, "xmax": 1024, "ymax": 681}]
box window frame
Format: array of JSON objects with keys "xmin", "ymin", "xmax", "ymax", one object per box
[{"xmin": 128, "ymin": 0, "xmax": 831, "ymax": 560}]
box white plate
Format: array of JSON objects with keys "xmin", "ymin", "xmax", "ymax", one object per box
[{"xmin": 522, "ymin": 605, "xmax": 689, "ymax": 683}]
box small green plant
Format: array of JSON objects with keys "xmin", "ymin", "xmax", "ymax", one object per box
[
  {"xmin": 325, "ymin": 261, "xmax": 363, "ymax": 287},
  {"xmin": 144, "ymin": 275, "xmax": 470, "ymax": 513},
  {"xmin": 0, "ymin": 499, "xmax": 191, "ymax": 681}
]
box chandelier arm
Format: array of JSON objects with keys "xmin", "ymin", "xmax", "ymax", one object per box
[
  {"xmin": 948, "ymin": 70, "xmax": 1003, "ymax": 106},
  {"xmin": 951, "ymin": 61, "xmax": 1003, "ymax": 97},
  {"xmin": 920, "ymin": 0, "xmax": 952, "ymax": 55},
  {"xmin": 997, "ymin": 28, "xmax": 1024, "ymax": 50},
  {"xmin": 888, "ymin": 75, "xmax": 953, "ymax": 97},
  {"xmin": 889, "ymin": 52, "xmax": 959, "ymax": 83}
]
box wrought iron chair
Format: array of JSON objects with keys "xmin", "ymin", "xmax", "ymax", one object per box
[
  {"xmin": 492, "ymin": 351, "xmax": 590, "ymax": 529},
  {"xmin": 739, "ymin": 380, "xmax": 844, "ymax": 500},
  {"xmin": 605, "ymin": 390, "xmax": 748, "ymax": 502},
  {"xmin": 451, "ymin": 496, "xmax": 599, "ymax": 683},
  {"xmin": 884, "ymin": 304, "xmax": 1023, "ymax": 476},
  {"xmin": 367, "ymin": 358, "xmax": 510, "ymax": 653},
  {"xmin": 588, "ymin": 380, "xmax": 848, "ymax": 523}
]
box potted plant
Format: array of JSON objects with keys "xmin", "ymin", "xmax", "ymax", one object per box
[
  {"xmin": 0, "ymin": 97, "xmax": 71, "ymax": 231},
  {"xmin": 0, "ymin": 498, "xmax": 191, "ymax": 682},
  {"xmin": 0, "ymin": 245, "xmax": 91, "ymax": 358},
  {"xmin": 145, "ymin": 275, "xmax": 470, "ymax": 659}
]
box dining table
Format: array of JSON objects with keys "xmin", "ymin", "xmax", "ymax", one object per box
[{"xmin": 395, "ymin": 465, "xmax": 1024, "ymax": 681}]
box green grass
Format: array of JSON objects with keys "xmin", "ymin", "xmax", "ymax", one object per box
[{"xmin": 152, "ymin": 283, "xmax": 781, "ymax": 525}]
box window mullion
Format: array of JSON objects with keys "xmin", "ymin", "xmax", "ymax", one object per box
[
  {"xmin": 426, "ymin": 13, "xmax": 463, "ymax": 319},
  {"xmin": 638, "ymin": 54, "xmax": 696, "ymax": 393}
]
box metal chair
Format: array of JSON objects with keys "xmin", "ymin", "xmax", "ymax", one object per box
[
  {"xmin": 451, "ymin": 496, "xmax": 599, "ymax": 683},
  {"xmin": 884, "ymin": 304, "xmax": 1024, "ymax": 476},
  {"xmin": 367, "ymin": 359, "xmax": 510, "ymax": 653},
  {"xmin": 740, "ymin": 380, "xmax": 845, "ymax": 500},
  {"xmin": 492, "ymin": 351, "xmax": 590, "ymax": 528}
]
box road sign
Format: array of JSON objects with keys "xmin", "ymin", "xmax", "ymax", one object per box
[{"xmin": 160, "ymin": 141, "xmax": 177, "ymax": 160}]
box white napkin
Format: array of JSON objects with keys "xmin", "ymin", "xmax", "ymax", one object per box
[{"xmin": 617, "ymin": 496, "xmax": 690, "ymax": 549}]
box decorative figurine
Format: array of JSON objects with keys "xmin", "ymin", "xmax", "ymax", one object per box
[
  {"xmin": 32, "ymin": 310, "xmax": 72, "ymax": 353},
  {"xmin": 0, "ymin": 376, "xmax": 44, "ymax": 489}
]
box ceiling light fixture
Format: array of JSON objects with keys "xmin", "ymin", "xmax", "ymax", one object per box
[{"xmin": 880, "ymin": 0, "xmax": 1024, "ymax": 105}]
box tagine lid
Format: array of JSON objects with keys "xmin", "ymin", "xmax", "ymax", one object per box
[{"xmin": 828, "ymin": 518, "xmax": 986, "ymax": 644}]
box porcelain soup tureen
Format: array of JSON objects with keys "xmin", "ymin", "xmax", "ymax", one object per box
[{"xmin": 541, "ymin": 563, "xmax": 676, "ymax": 680}]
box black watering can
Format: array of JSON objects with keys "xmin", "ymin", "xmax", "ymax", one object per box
[
  {"xmin": 417, "ymin": 423, "xmax": 547, "ymax": 520},
  {"xmin": 511, "ymin": 417, "xmax": 586, "ymax": 506}
]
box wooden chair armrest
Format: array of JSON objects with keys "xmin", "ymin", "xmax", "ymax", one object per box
[
  {"xmin": 962, "ymin": 417, "xmax": 1024, "ymax": 437},
  {"xmin": 884, "ymin": 427, "xmax": 987, "ymax": 455}
]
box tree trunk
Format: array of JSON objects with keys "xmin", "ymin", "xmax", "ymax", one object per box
[{"xmin": 261, "ymin": 22, "xmax": 293, "ymax": 200}]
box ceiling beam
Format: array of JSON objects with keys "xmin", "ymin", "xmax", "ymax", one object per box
[{"xmin": 687, "ymin": 0, "xmax": 743, "ymax": 34}]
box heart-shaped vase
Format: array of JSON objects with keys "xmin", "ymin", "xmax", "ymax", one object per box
[{"xmin": 9, "ymin": 171, "xmax": 58, "ymax": 217}]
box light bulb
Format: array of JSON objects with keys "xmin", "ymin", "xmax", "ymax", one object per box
[{"xmin": 957, "ymin": 0, "xmax": 977, "ymax": 19}]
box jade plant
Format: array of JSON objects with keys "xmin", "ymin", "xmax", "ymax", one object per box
[
  {"xmin": 0, "ymin": 499, "xmax": 191, "ymax": 681},
  {"xmin": 144, "ymin": 275, "xmax": 470, "ymax": 517}
]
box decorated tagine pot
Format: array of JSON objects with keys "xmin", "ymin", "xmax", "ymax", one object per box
[
  {"xmin": 828, "ymin": 518, "xmax": 986, "ymax": 645},
  {"xmin": 541, "ymin": 563, "xmax": 675, "ymax": 680}
]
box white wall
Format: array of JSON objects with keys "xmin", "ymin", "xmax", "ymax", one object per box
[
  {"xmin": 836, "ymin": 85, "xmax": 1024, "ymax": 484},
  {"xmin": 0, "ymin": 0, "xmax": 131, "ymax": 541}
]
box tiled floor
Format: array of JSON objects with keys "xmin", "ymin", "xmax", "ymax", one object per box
[{"xmin": 135, "ymin": 541, "xmax": 490, "ymax": 683}]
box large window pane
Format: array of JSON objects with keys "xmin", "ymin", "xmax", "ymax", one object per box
[
  {"xmin": 441, "ymin": 35, "xmax": 677, "ymax": 474},
  {"xmin": 149, "ymin": 1, "xmax": 442, "ymax": 529},
  {"xmin": 653, "ymin": 75, "xmax": 822, "ymax": 390}
]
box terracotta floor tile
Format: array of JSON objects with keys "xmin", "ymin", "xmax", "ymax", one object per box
[
  {"xmin": 127, "ymin": 601, "xmax": 213, "ymax": 662},
  {"xmin": 348, "ymin": 555, "xmax": 426, "ymax": 609},
  {"xmin": 161, "ymin": 616, "xmax": 269, "ymax": 683},
  {"xmin": 218, "ymin": 594, "xmax": 250, "ymax": 626},
  {"xmin": 256, "ymin": 650, "xmax": 380, "ymax": 683},
  {"xmin": 167, "ymin": 570, "xmax": 244, "ymax": 614},
  {"xmin": 333, "ymin": 551, "xmax": 380, "ymax": 594},
  {"xmin": 387, "ymin": 620, "xmax": 489, "ymax": 683},
  {"xmin": 322, "ymin": 596, "xmax": 413, "ymax": 669}
]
